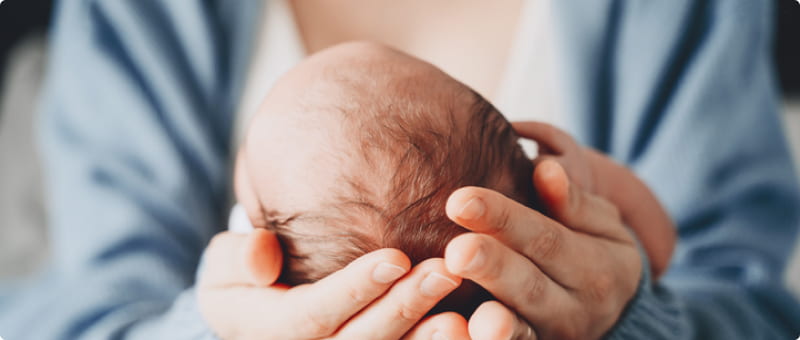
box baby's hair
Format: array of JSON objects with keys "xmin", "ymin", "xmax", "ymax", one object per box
[{"xmin": 263, "ymin": 82, "xmax": 536, "ymax": 287}]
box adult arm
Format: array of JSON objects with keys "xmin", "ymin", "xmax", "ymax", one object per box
[
  {"xmin": 0, "ymin": 2, "xmax": 472, "ymax": 339},
  {"xmin": 0, "ymin": 1, "xmax": 257, "ymax": 338},
  {"xmin": 570, "ymin": 1, "xmax": 800, "ymax": 338}
]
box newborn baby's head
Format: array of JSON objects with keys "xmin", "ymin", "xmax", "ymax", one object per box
[{"xmin": 236, "ymin": 42, "xmax": 535, "ymax": 314}]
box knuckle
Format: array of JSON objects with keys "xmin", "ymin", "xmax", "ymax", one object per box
[
  {"xmin": 299, "ymin": 311, "xmax": 337, "ymax": 338},
  {"xmin": 600, "ymin": 198, "xmax": 622, "ymax": 221},
  {"xmin": 491, "ymin": 206, "xmax": 513, "ymax": 236},
  {"xmin": 525, "ymin": 227, "xmax": 562, "ymax": 261},
  {"xmin": 469, "ymin": 239, "xmax": 503, "ymax": 281},
  {"xmin": 585, "ymin": 272, "xmax": 614, "ymax": 302},
  {"xmin": 522, "ymin": 273, "xmax": 547, "ymax": 306},
  {"xmin": 475, "ymin": 257, "xmax": 503, "ymax": 282},
  {"xmin": 395, "ymin": 301, "xmax": 429, "ymax": 324},
  {"xmin": 344, "ymin": 285, "xmax": 370, "ymax": 306},
  {"xmin": 566, "ymin": 190, "xmax": 583, "ymax": 221}
]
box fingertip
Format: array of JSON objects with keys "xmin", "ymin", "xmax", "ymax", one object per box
[
  {"xmin": 419, "ymin": 257, "xmax": 463, "ymax": 284},
  {"xmin": 534, "ymin": 159, "xmax": 568, "ymax": 186},
  {"xmin": 406, "ymin": 312, "xmax": 470, "ymax": 340},
  {"xmin": 469, "ymin": 301, "xmax": 516, "ymax": 340},
  {"xmin": 444, "ymin": 233, "xmax": 484, "ymax": 276},
  {"xmin": 446, "ymin": 187, "xmax": 486, "ymax": 222},
  {"xmin": 372, "ymin": 249, "xmax": 413, "ymax": 284},
  {"xmin": 415, "ymin": 258, "xmax": 463, "ymax": 298},
  {"xmin": 534, "ymin": 159, "xmax": 570, "ymax": 210},
  {"xmin": 430, "ymin": 312, "xmax": 471, "ymax": 340},
  {"xmin": 366, "ymin": 248, "xmax": 412, "ymax": 271},
  {"xmin": 244, "ymin": 228, "xmax": 282, "ymax": 285}
]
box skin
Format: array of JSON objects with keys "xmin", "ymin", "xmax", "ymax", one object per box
[
  {"xmin": 444, "ymin": 158, "xmax": 641, "ymax": 340},
  {"xmin": 514, "ymin": 122, "xmax": 675, "ymax": 278},
  {"xmin": 290, "ymin": 0, "xmax": 523, "ymax": 100},
  {"xmin": 234, "ymin": 42, "xmax": 476, "ymax": 232},
  {"xmin": 200, "ymin": 154, "xmax": 643, "ymax": 340},
  {"xmin": 292, "ymin": 2, "xmax": 674, "ymax": 280},
  {"xmin": 198, "ymin": 42, "xmax": 672, "ymax": 339},
  {"xmin": 199, "ymin": 231, "xmax": 464, "ymax": 340},
  {"xmin": 200, "ymin": 43, "xmax": 470, "ymax": 340}
]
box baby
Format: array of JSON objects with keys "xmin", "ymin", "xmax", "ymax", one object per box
[{"xmin": 233, "ymin": 42, "xmax": 674, "ymax": 315}]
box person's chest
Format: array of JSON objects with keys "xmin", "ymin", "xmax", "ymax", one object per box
[
  {"xmin": 234, "ymin": 0, "xmax": 562, "ymax": 160},
  {"xmin": 290, "ymin": 1, "xmax": 523, "ymax": 102}
]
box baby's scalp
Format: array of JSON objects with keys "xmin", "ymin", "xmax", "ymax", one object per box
[{"xmin": 237, "ymin": 42, "xmax": 535, "ymax": 314}]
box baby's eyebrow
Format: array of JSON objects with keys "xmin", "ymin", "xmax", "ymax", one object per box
[
  {"xmin": 261, "ymin": 209, "xmax": 302, "ymax": 227},
  {"xmin": 268, "ymin": 216, "xmax": 295, "ymax": 227}
]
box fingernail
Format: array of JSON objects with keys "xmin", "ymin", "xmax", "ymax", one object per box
[
  {"xmin": 458, "ymin": 197, "xmax": 485, "ymax": 220},
  {"xmin": 432, "ymin": 331, "xmax": 449, "ymax": 340},
  {"xmin": 463, "ymin": 246, "xmax": 486, "ymax": 273},
  {"xmin": 420, "ymin": 272, "xmax": 458, "ymax": 297},
  {"xmin": 372, "ymin": 262, "xmax": 407, "ymax": 283},
  {"xmin": 541, "ymin": 159, "xmax": 563, "ymax": 179}
]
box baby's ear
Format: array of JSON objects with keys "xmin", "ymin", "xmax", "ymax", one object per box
[{"xmin": 234, "ymin": 149, "xmax": 267, "ymax": 228}]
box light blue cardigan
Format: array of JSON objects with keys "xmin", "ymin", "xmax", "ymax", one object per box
[{"xmin": 2, "ymin": 1, "xmax": 799, "ymax": 339}]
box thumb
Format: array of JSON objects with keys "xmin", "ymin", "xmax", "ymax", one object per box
[
  {"xmin": 244, "ymin": 228, "xmax": 284, "ymax": 285},
  {"xmin": 201, "ymin": 229, "xmax": 283, "ymax": 288}
]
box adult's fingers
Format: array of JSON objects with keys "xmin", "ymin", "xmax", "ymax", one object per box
[
  {"xmin": 200, "ymin": 229, "xmax": 283, "ymax": 288},
  {"xmin": 444, "ymin": 233, "xmax": 575, "ymax": 326},
  {"xmin": 470, "ymin": 300, "xmax": 594, "ymax": 340},
  {"xmin": 199, "ymin": 247, "xmax": 412, "ymax": 340},
  {"xmin": 511, "ymin": 121, "xmax": 577, "ymax": 155},
  {"xmin": 445, "ymin": 186, "xmax": 590, "ymax": 285},
  {"xmin": 446, "ymin": 186, "xmax": 563, "ymax": 252},
  {"xmin": 533, "ymin": 161, "xmax": 642, "ymax": 315},
  {"xmin": 469, "ymin": 301, "xmax": 536, "ymax": 340},
  {"xmin": 402, "ymin": 312, "xmax": 470, "ymax": 340},
  {"xmin": 287, "ymin": 248, "xmax": 412, "ymax": 339},
  {"xmin": 334, "ymin": 258, "xmax": 461, "ymax": 340},
  {"xmin": 199, "ymin": 285, "xmax": 286, "ymax": 339},
  {"xmin": 533, "ymin": 160, "xmax": 631, "ymax": 243}
]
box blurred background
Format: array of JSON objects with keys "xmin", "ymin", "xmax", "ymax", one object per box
[{"xmin": 0, "ymin": 0, "xmax": 798, "ymax": 291}]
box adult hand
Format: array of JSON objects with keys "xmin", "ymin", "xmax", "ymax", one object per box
[
  {"xmin": 510, "ymin": 121, "xmax": 674, "ymax": 279},
  {"xmin": 443, "ymin": 159, "xmax": 642, "ymax": 339},
  {"xmin": 197, "ymin": 229, "xmax": 470, "ymax": 340}
]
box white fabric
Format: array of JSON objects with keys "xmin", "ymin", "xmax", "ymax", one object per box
[
  {"xmin": 233, "ymin": 0, "xmax": 305, "ymax": 150},
  {"xmin": 494, "ymin": 0, "xmax": 562, "ymax": 156},
  {"xmin": 228, "ymin": 204, "xmax": 255, "ymax": 234}
]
